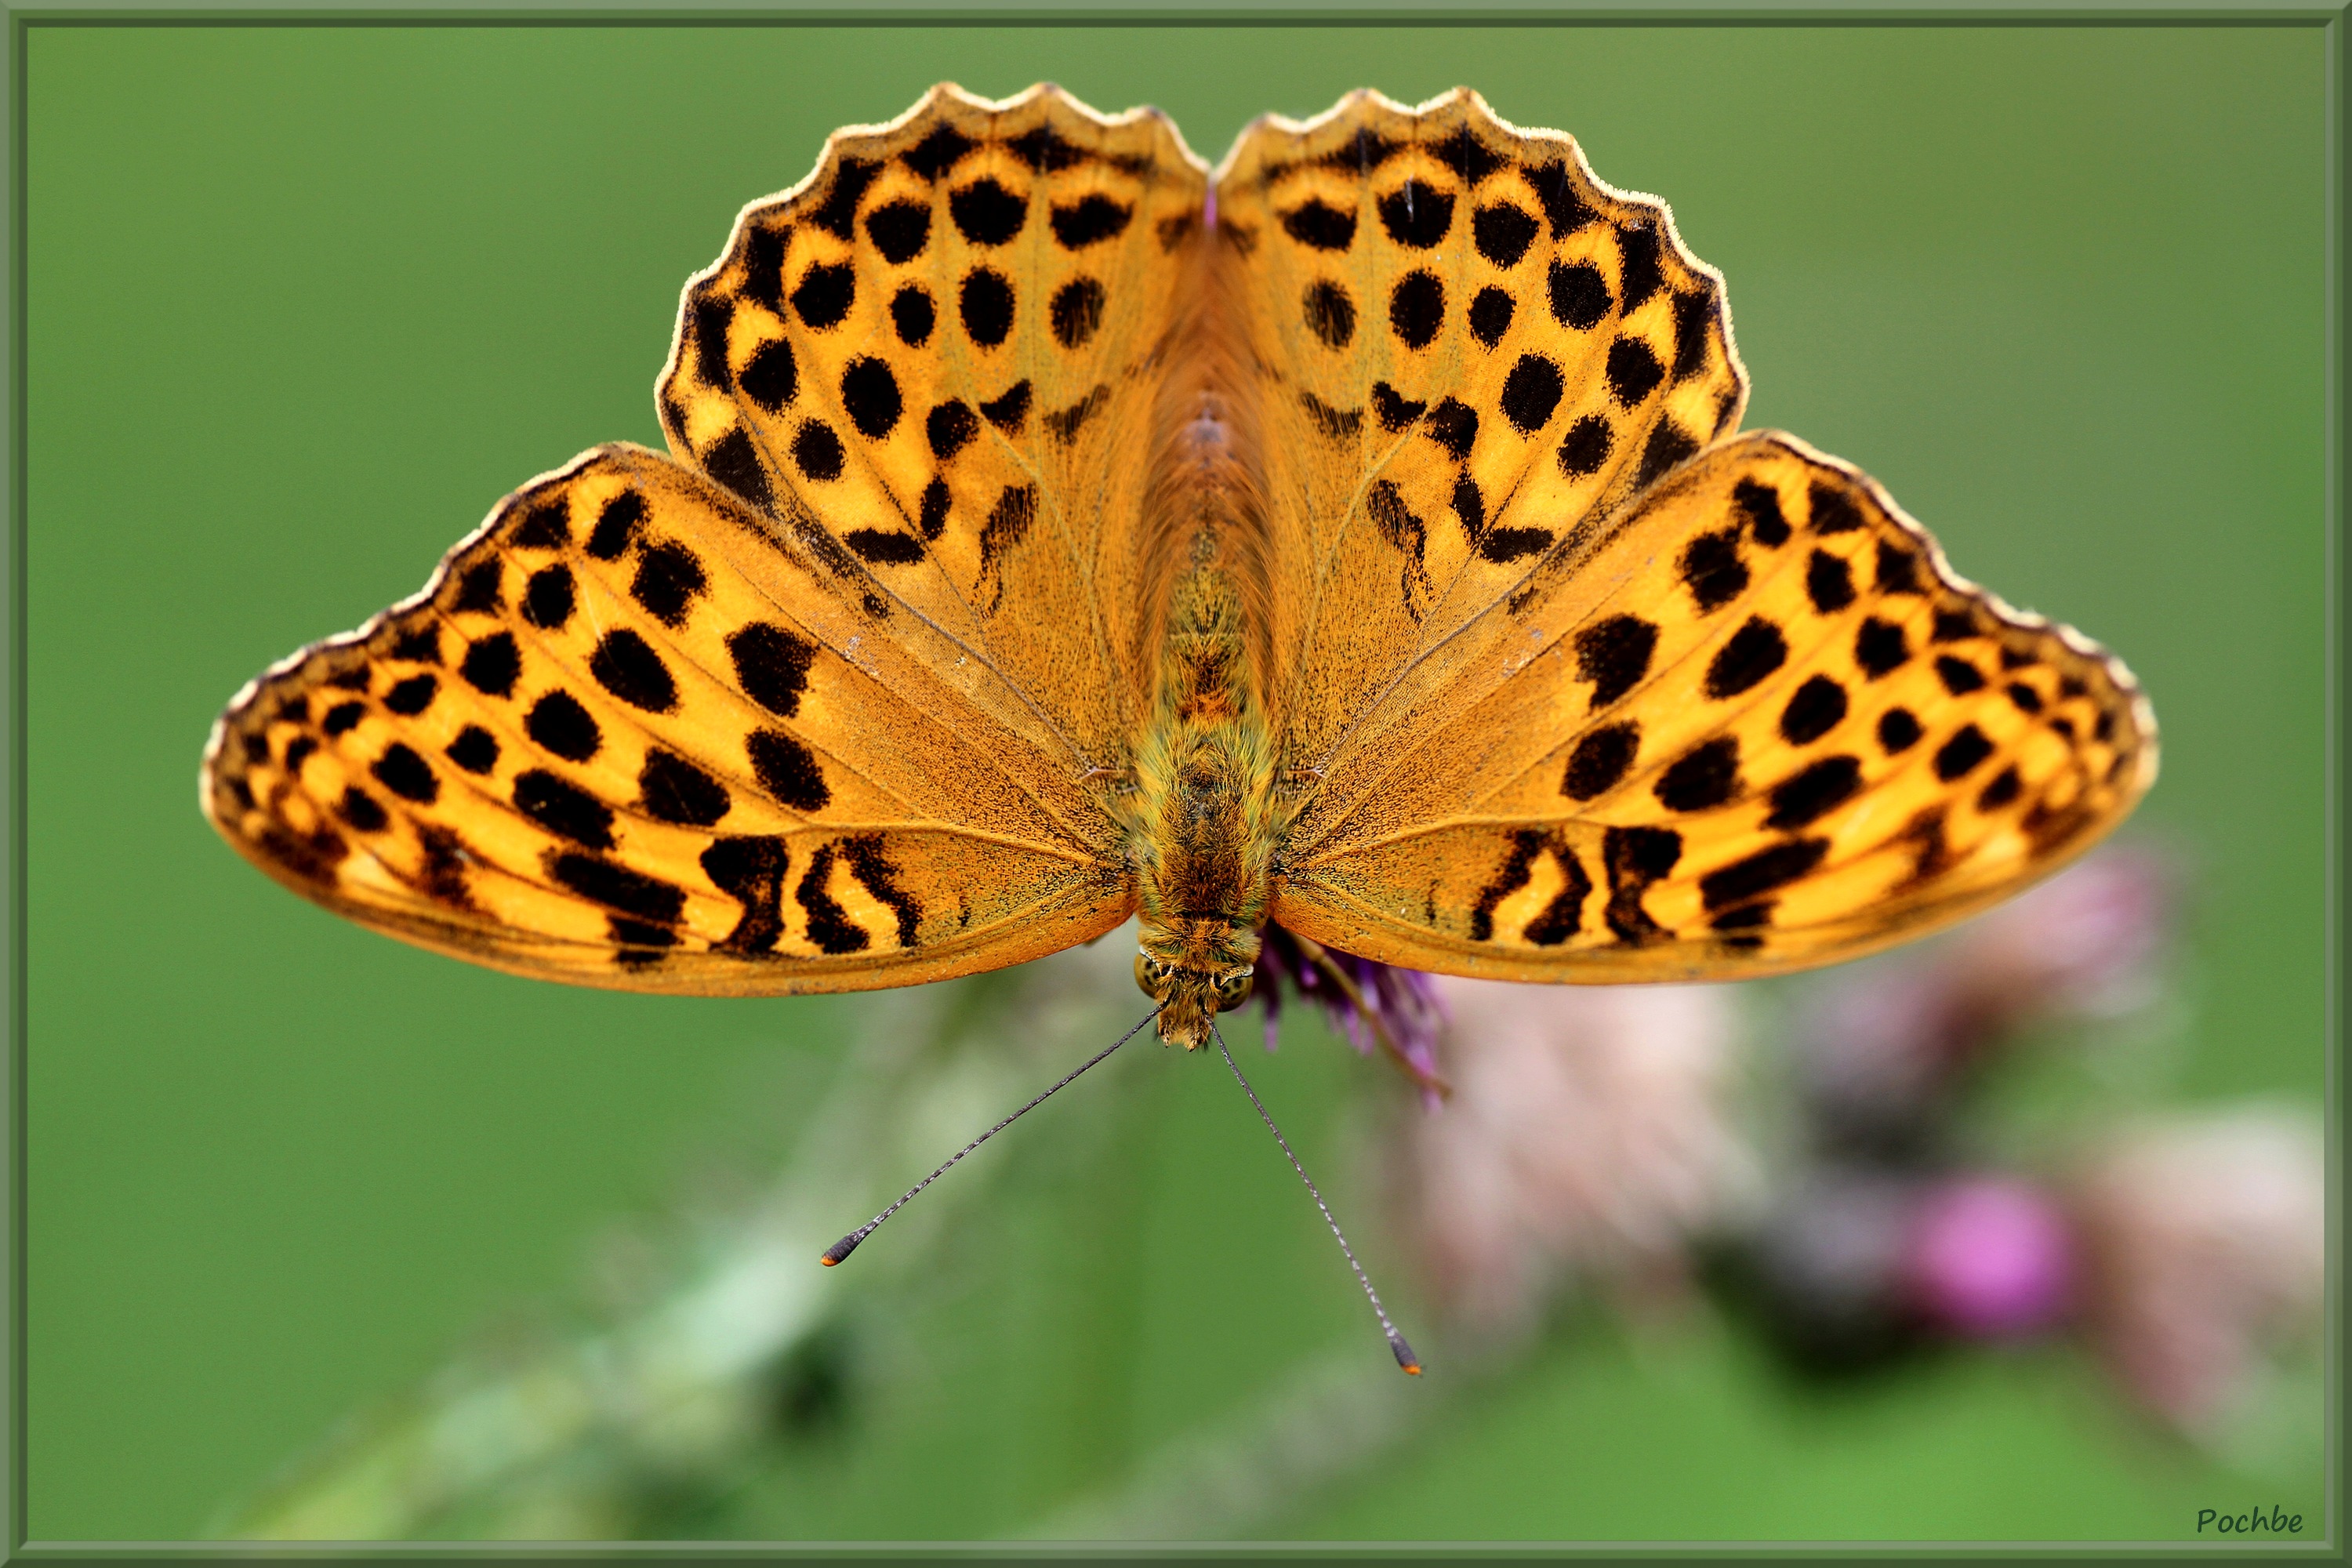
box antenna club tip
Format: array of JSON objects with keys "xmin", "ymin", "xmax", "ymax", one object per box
[
  {"xmin": 1391, "ymin": 1335, "xmax": 1423, "ymax": 1375},
  {"xmin": 821, "ymin": 1234, "xmax": 862, "ymax": 1266}
]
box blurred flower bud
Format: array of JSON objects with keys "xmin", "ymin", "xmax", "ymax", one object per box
[
  {"xmin": 1902, "ymin": 1176, "xmax": 2074, "ymax": 1340},
  {"xmin": 2068, "ymin": 1105, "xmax": 2323, "ymax": 1439},
  {"xmin": 1401, "ymin": 979, "xmax": 1748, "ymax": 1343},
  {"xmin": 1800, "ymin": 848, "xmax": 2172, "ymax": 1159}
]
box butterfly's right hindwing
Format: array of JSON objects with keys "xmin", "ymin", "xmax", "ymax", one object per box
[{"xmin": 203, "ymin": 445, "xmax": 1134, "ymax": 993}]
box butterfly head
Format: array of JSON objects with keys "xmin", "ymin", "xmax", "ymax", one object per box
[{"xmin": 1135, "ymin": 918, "xmax": 1260, "ymax": 1048}]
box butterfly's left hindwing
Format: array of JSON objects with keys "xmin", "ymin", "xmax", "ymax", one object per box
[
  {"xmin": 1270, "ymin": 434, "xmax": 2157, "ymax": 981},
  {"xmin": 202, "ymin": 446, "xmax": 1133, "ymax": 993}
]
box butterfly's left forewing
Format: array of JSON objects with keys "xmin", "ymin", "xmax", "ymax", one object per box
[
  {"xmin": 203, "ymin": 446, "xmax": 1131, "ymax": 993},
  {"xmin": 1270, "ymin": 434, "xmax": 2157, "ymax": 980}
]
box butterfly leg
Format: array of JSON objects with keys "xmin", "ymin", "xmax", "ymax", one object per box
[{"xmin": 1284, "ymin": 931, "xmax": 1451, "ymax": 1100}]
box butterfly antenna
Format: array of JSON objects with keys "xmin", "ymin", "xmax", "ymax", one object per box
[
  {"xmin": 1211, "ymin": 1024, "xmax": 1423, "ymax": 1376},
  {"xmin": 821, "ymin": 1006, "xmax": 1161, "ymax": 1267}
]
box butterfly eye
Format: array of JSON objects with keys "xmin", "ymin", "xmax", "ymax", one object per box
[
  {"xmin": 1214, "ymin": 969, "xmax": 1255, "ymax": 1010},
  {"xmin": 1134, "ymin": 953, "xmax": 1174, "ymax": 996}
]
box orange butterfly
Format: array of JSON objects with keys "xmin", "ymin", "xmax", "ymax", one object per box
[{"xmin": 201, "ymin": 86, "xmax": 2154, "ymax": 1366}]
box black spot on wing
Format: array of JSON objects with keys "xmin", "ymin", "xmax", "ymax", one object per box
[
  {"xmin": 1933, "ymin": 724, "xmax": 1993, "ymax": 780},
  {"xmin": 918, "ymin": 479, "xmax": 949, "ymax": 540},
  {"xmin": 749, "ymin": 728, "xmax": 829, "ymax": 811},
  {"xmin": 844, "ymin": 834, "xmax": 921, "ymax": 949},
  {"xmin": 632, "ymin": 541, "xmax": 708, "ymax": 627},
  {"xmin": 1377, "ymin": 178, "xmax": 1454, "ymax": 248},
  {"xmin": 1424, "ymin": 397, "xmax": 1476, "ymax": 459},
  {"xmin": 863, "ymin": 199, "xmax": 930, "ymax": 264},
  {"xmin": 459, "ymin": 632, "xmax": 519, "ymax": 698},
  {"xmin": 1556, "ymin": 415, "xmax": 1612, "ymax": 477},
  {"xmin": 587, "ymin": 491, "xmax": 646, "ymax": 561},
  {"xmin": 1809, "ymin": 480, "xmax": 1864, "ymax": 533},
  {"xmin": 1468, "ymin": 287, "xmax": 1514, "ymax": 348},
  {"xmin": 979, "ymin": 379, "xmax": 1031, "ymax": 433},
  {"xmin": 1304, "ymin": 280, "xmax": 1356, "ymax": 348},
  {"xmin": 728, "ymin": 622, "xmax": 816, "ymax": 717},
  {"xmin": 1602, "ymin": 825, "xmax": 1682, "ymax": 945},
  {"xmin": 1936, "ymin": 655, "xmax": 1987, "ymax": 695},
  {"xmin": 1734, "ymin": 479, "xmax": 1788, "ymax": 546},
  {"xmin": 840, "ymin": 358, "xmax": 902, "ymax": 439},
  {"xmin": 702, "ymin": 835, "xmax": 789, "ymax": 953},
  {"xmin": 1855, "ymin": 617, "xmax": 1908, "ymax": 679},
  {"xmin": 1670, "ymin": 290, "xmax": 1713, "ymax": 381},
  {"xmin": 807, "ymin": 158, "xmax": 880, "ymax": 241},
  {"xmin": 1876, "ymin": 539, "xmax": 1923, "ymax": 594},
  {"xmin": 452, "ymin": 559, "xmax": 503, "ymax": 615},
  {"xmin": 524, "ymin": 690, "xmax": 600, "ymax": 763},
  {"xmin": 590, "ymin": 629, "xmax": 677, "ymax": 713},
  {"xmin": 1499, "ymin": 354, "xmax": 1564, "ymax": 433},
  {"xmin": 1575, "ymin": 615, "xmax": 1657, "ymax": 707},
  {"xmin": 1548, "ymin": 261, "xmax": 1611, "ymax": 331},
  {"xmin": 1807, "ymin": 549, "xmax": 1855, "ymax": 614},
  {"xmin": 383, "ymin": 673, "xmax": 437, "ymax": 716},
  {"xmin": 1657, "ymin": 735, "xmax": 1740, "ymax": 811},
  {"xmin": 1045, "ymin": 383, "xmax": 1109, "ymax": 444},
  {"xmin": 960, "ymin": 268, "xmax": 1014, "ymax": 347},
  {"xmin": 790, "ymin": 421, "xmax": 845, "ymax": 482},
  {"xmin": 549, "ymin": 849, "xmax": 687, "ymax": 926},
  {"xmin": 322, "ymin": 700, "xmax": 363, "ymax": 735},
  {"xmin": 1526, "ymin": 160, "xmax": 1600, "ymax": 236},
  {"xmin": 1978, "ymin": 766, "xmax": 2022, "ymax": 811},
  {"xmin": 1281, "ymin": 198, "xmax": 1357, "ymax": 251},
  {"xmin": 522, "ymin": 564, "xmax": 575, "ymax": 631},
  {"xmin": 796, "ymin": 841, "xmax": 867, "ymax": 954},
  {"xmin": 693, "ymin": 296, "xmax": 735, "ymax": 390},
  {"xmin": 1051, "ymin": 194, "xmax": 1132, "ymax": 250},
  {"xmin": 1050, "ymin": 278, "xmax": 1105, "ymax": 349},
  {"xmin": 1606, "ymin": 339, "xmax": 1664, "ymax": 407},
  {"xmin": 704, "ymin": 427, "xmax": 775, "ymax": 511},
  {"xmin": 1372, "ymin": 381, "xmax": 1425, "ymax": 432},
  {"xmin": 1004, "ymin": 124, "xmax": 1086, "ymax": 172},
  {"xmin": 1560, "ymin": 722, "xmax": 1639, "ymax": 800},
  {"xmin": 1766, "ymin": 754, "xmax": 1862, "ymax": 829},
  {"xmin": 390, "ymin": 622, "xmax": 444, "ymax": 662},
  {"xmin": 1704, "ymin": 618, "xmax": 1787, "ymax": 699},
  {"xmin": 1431, "ymin": 126, "xmax": 1505, "ymax": 186},
  {"xmin": 1473, "ymin": 202, "xmax": 1538, "ymax": 267},
  {"xmin": 888, "ymin": 287, "xmax": 934, "ymax": 350},
  {"xmin": 902, "ymin": 124, "xmax": 977, "ymax": 180},
  {"xmin": 640, "ymin": 747, "xmax": 732, "ymax": 826},
  {"xmin": 1878, "ymin": 707, "xmax": 1923, "ymax": 753},
  {"xmin": 949, "ymin": 178, "xmax": 1027, "ymax": 245},
  {"xmin": 1616, "ymin": 223, "xmax": 1664, "ymax": 310},
  {"xmin": 514, "ymin": 769, "xmax": 614, "ymax": 849},
  {"xmin": 845, "ymin": 528, "xmax": 924, "ymax": 564},
  {"xmin": 792, "ymin": 262, "xmax": 855, "ymax": 329},
  {"xmin": 927, "ymin": 400, "xmax": 978, "ymax": 460},
  {"xmin": 1299, "ymin": 390, "xmax": 1362, "ymax": 439},
  {"xmin": 740, "ymin": 223, "xmax": 787, "ymax": 314},
  {"xmin": 1390, "ymin": 270, "xmax": 1444, "ymax": 349},
  {"xmin": 1700, "ymin": 837, "xmax": 1828, "ymax": 913},
  {"xmin": 1634, "ymin": 420, "xmax": 1698, "ymax": 488},
  {"xmin": 1780, "ymin": 675, "xmax": 1848, "ymax": 745},
  {"xmin": 336, "ymin": 786, "xmax": 388, "ymax": 833},
  {"xmin": 1679, "ymin": 528, "xmax": 1747, "ymax": 613},
  {"xmin": 743, "ymin": 338, "xmax": 800, "ymax": 411},
  {"xmin": 446, "ymin": 725, "xmax": 498, "ymax": 775},
  {"xmin": 975, "ymin": 485, "xmax": 1036, "ymax": 612},
  {"xmin": 1478, "ymin": 527, "xmax": 1552, "ymax": 564}
]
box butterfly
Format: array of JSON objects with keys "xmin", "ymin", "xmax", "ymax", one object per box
[{"xmin": 200, "ymin": 82, "xmax": 2156, "ymax": 1061}]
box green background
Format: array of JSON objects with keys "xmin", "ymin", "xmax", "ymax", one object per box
[{"xmin": 24, "ymin": 19, "xmax": 2330, "ymax": 1544}]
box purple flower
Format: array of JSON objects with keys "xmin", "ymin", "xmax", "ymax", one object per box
[
  {"xmin": 1255, "ymin": 924, "xmax": 1448, "ymax": 1106},
  {"xmin": 1903, "ymin": 1176, "xmax": 2075, "ymax": 1339}
]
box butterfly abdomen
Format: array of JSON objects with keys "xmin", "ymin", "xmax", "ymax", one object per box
[{"xmin": 1126, "ymin": 401, "xmax": 1281, "ymax": 1046}]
